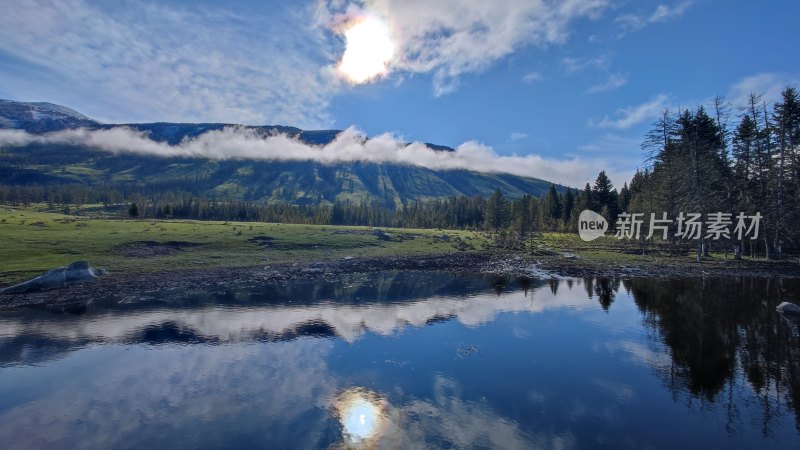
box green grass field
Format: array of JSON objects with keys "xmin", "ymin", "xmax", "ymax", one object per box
[
  {"xmin": 0, "ymin": 206, "xmax": 491, "ymax": 285},
  {"xmin": 2, "ymin": 205, "xmax": 794, "ymax": 287}
]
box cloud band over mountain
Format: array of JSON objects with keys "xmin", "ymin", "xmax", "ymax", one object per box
[{"xmin": 0, "ymin": 127, "xmax": 626, "ymax": 188}]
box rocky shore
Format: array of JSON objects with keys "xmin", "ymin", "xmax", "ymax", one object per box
[{"xmin": 2, "ymin": 251, "xmax": 799, "ymax": 309}]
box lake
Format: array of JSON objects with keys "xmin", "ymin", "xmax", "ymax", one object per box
[{"xmin": 1, "ymin": 272, "xmax": 799, "ymax": 449}]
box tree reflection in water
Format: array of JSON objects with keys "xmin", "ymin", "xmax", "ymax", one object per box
[
  {"xmin": 583, "ymin": 277, "xmax": 619, "ymax": 311},
  {"xmin": 622, "ymin": 277, "xmax": 800, "ymax": 435}
]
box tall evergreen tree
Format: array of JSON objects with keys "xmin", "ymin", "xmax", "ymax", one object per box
[
  {"xmin": 546, "ymin": 184, "xmax": 562, "ymax": 225},
  {"xmin": 486, "ymin": 188, "xmax": 509, "ymax": 232},
  {"xmin": 592, "ymin": 171, "xmax": 618, "ymax": 223},
  {"xmin": 732, "ymin": 114, "xmax": 759, "ymax": 258},
  {"xmin": 772, "ymin": 86, "xmax": 800, "ymax": 258},
  {"xmin": 618, "ymin": 182, "xmax": 632, "ymax": 213},
  {"xmin": 582, "ymin": 183, "xmax": 594, "ymax": 212},
  {"xmin": 562, "ymin": 189, "xmax": 575, "ymax": 224}
]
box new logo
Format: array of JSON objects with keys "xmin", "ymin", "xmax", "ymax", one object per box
[{"xmin": 578, "ymin": 210, "xmax": 607, "ymax": 242}]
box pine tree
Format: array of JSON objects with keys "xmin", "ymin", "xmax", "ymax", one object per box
[
  {"xmin": 546, "ymin": 184, "xmax": 562, "ymax": 228},
  {"xmin": 486, "ymin": 188, "xmax": 508, "ymax": 232},
  {"xmin": 582, "ymin": 183, "xmax": 594, "ymax": 212},
  {"xmin": 772, "ymin": 86, "xmax": 800, "ymax": 259},
  {"xmin": 732, "ymin": 114, "xmax": 759, "ymax": 258},
  {"xmin": 562, "ymin": 189, "xmax": 575, "ymax": 227},
  {"xmin": 592, "ymin": 171, "xmax": 618, "ymax": 223},
  {"xmin": 618, "ymin": 183, "xmax": 632, "ymax": 213}
]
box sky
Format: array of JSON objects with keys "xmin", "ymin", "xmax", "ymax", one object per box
[{"xmin": 0, "ymin": 0, "xmax": 798, "ymax": 188}]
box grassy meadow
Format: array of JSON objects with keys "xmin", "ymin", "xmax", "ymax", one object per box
[
  {"xmin": 2, "ymin": 204, "xmax": 795, "ymax": 287},
  {"xmin": 0, "ymin": 205, "xmax": 491, "ymax": 286}
]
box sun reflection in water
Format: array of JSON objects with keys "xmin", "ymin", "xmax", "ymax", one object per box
[{"xmin": 332, "ymin": 387, "xmax": 388, "ymax": 447}]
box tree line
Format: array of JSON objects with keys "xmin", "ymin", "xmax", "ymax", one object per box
[
  {"xmin": 628, "ymin": 87, "xmax": 800, "ymax": 259},
  {"xmin": 0, "ymin": 179, "xmax": 607, "ymax": 233}
]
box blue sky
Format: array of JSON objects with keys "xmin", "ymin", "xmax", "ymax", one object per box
[{"xmin": 0, "ymin": 0, "xmax": 797, "ymax": 187}]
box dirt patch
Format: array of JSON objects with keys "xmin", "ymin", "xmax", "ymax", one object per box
[
  {"xmin": 331, "ymin": 230, "xmax": 370, "ymax": 235},
  {"xmin": 248, "ymin": 235, "xmax": 275, "ymax": 248},
  {"xmin": 247, "ymin": 235, "xmax": 378, "ymax": 250},
  {"xmin": 116, "ymin": 241, "xmax": 204, "ymax": 258}
]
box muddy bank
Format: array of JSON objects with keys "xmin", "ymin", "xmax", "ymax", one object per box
[{"xmin": 2, "ymin": 251, "xmax": 799, "ymax": 309}]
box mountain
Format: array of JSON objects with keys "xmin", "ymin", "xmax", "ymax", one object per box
[
  {"xmin": 0, "ymin": 100, "xmax": 563, "ymax": 207},
  {"xmin": 0, "ymin": 100, "xmax": 100, "ymax": 132}
]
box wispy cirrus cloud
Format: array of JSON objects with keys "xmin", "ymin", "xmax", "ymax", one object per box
[
  {"xmin": 0, "ymin": 0, "xmax": 623, "ymax": 124},
  {"xmin": 589, "ymin": 94, "xmax": 670, "ymax": 129},
  {"xmin": 578, "ymin": 133, "xmax": 641, "ymax": 155},
  {"xmin": 615, "ymin": 0, "xmax": 695, "ymax": 35},
  {"xmin": 522, "ymin": 72, "xmax": 544, "ymax": 84},
  {"xmin": 562, "ymin": 54, "xmax": 611, "ymax": 74},
  {"xmin": 586, "ymin": 73, "xmax": 628, "ymax": 94},
  {"xmin": 650, "ymin": 0, "xmax": 695, "ymax": 22},
  {"xmin": 560, "ymin": 54, "xmax": 627, "ymax": 94},
  {"xmin": 0, "ymin": 0, "xmax": 339, "ymax": 128},
  {"xmin": 728, "ymin": 72, "xmax": 799, "ymax": 108},
  {"xmin": 320, "ymin": 0, "xmax": 612, "ymax": 96}
]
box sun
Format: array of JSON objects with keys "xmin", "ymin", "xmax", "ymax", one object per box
[{"xmin": 337, "ymin": 16, "xmax": 394, "ymax": 84}]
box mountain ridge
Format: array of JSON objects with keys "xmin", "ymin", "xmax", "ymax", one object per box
[
  {"xmin": 0, "ymin": 99, "xmax": 565, "ymax": 207},
  {"xmin": 0, "ymin": 99, "xmax": 455, "ymax": 151}
]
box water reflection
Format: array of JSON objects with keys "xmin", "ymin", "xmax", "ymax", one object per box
[
  {"xmin": 332, "ymin": 387, "xmax": 388, "ymax": 447},
  {"xmin": 0, "ymin": 272, "xmax": 798, "ymax": 448},
  {"xmin": 584, "ymin": 277, "xmax": 619, "ymax": 311},
  {"xmin": 626, "ymin": 277, "xmax": 800, "ymax": 436},
  {"xmin": 0, "ymin": 273, "xmax": 581, "ymax": 366}
]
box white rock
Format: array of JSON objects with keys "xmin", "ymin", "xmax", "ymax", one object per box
[
  {"xmin": 0, "ymin": 261, "xmax": 103, "ymax": 294},
  {"xmin": 776, "ymin": 302, "xmax": 800, "ymax": 315}
]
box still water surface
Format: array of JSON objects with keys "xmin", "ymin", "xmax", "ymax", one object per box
[{"xmin": 1, "ymin": 272, "xmax": 799, "ymax": 449}]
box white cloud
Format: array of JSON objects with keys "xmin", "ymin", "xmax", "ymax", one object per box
[
  {"xmin": 561, "ymin": 54, "xmax": 625, "ymax": 94},
  {"xmin": 0, "ymin": 126, "xmax": 612, "ymax": 188},
  {"xmin": 522, "ymin": 72, "xmax": 544, "ymax": 84},
  {"xmin": 614, "ymin": 14, "xmax": 646, "ymax": 32},
  {"xmin": 0, "ymin": 0, "xmax": 338, "ymax": 127},
  {"xmin": 509, "ymin": 132, "xmax": 528, "ymax": 141},
  {"xmin": 321, "ymin": 0, "xmax": 611, "ymax": 95},
  {"xmin": 562, "ymin": 54, "xmax": 611, "ymax": 74},
  {"xmin": 576, "ymin": 133, "xmax": 641, "ymax": 187},
  {"xmin": 0, "ymin": 0, "xmax": 622, "ymax": 122},
  {"xmin": 728, "ymin": 72, "xmax": 798, "ymax": 108},
  {"xmin": 586, "ymin": 73, "xmax": 628, "ymax": 93},
  {"xmin": 578, "ymin": 133, "xmax": 640, "ymax": 154},
  {"xmin": 650, "ymin": 0, "xmax": 695, "ymax": 23},
  {"xmin": 615, "ymin": 1, "xmax": 694, "ymax": 34},
  {"xmin": 589, "ymin": 94, "xmax": 670, "ymax": 129}
]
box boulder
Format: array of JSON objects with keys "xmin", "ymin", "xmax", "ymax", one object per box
[
  {"xmin": 776, "ymin": 302, "xmax": 800, "ymax": 315},
  {"xmin": 0, "ymin": 261, "xmax": 104, "ymax": 294},
  {"xmin": 372, "ymin": 229, "xmax": 392, "ymax": 241}
]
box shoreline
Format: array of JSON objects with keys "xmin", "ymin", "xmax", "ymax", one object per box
[{"xmin": 3, "ymin": 251, "xmax": 800, "ymax": 309}]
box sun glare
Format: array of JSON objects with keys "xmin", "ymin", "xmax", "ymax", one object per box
[
  {"xmin": 332, "ymin": 387, "xmax": 388, "ymax": 445},
  {"xmin": 337, "ymin": 16, "xmax": 394, "ymax": 84}
]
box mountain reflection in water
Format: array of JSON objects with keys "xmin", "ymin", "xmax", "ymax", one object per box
[{"xmin": 0, "ymin": 272, "xmax": 798, "ymax": 449}]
